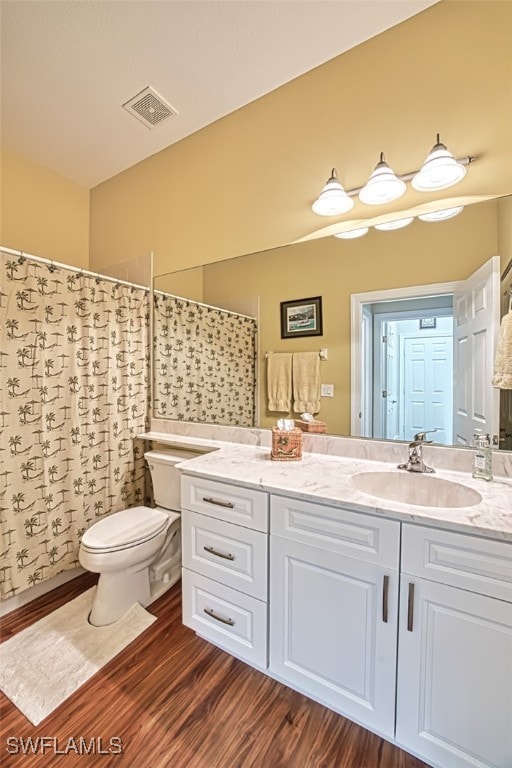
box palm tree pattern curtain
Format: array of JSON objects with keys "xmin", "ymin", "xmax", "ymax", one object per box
[
  {"xmin": 153, "ymin": 293, "xmax": 257, "ymax": 426},
  {"xmin": 0, "ymin": 256, "xmax": 150, "ymax": 599}
]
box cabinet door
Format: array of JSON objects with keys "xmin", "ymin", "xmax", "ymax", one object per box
[
  {"xmin": 269, "ymin": 536, "xmax": 398, "ymax": 738},
  {"xmin": 396, "ymin": 576, "xmax": 512, "ymax": 768}
]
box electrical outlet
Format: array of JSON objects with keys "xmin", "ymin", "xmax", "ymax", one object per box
[{"xmin": 321, "ymin": 384, "xmax": 334, "ymax": 397}]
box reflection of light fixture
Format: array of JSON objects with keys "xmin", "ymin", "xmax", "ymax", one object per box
[
  {"xmin": 418, "ymin": 206, "xmax": 464, "ymax": 222},
  {"xmin": 312, "ymin": 168, "xmax": 354, "ymax": 216},
  {"xmin": 358, "ymin": 153, "xmax": 406, "ymax": 205},
  {"xmin": 334, "ymin": 227, "xmax": 369, "ymax": 239},
  {"xmin": 412, "ymin": 135, "xmax": 467, "ymax": 191},
  {"xmin": 374, "ymin": 217, "xmax": 414, "ymax": 231}
]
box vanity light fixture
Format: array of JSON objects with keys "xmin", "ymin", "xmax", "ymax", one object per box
[
  {"xmin": 334, "ymin": 226, "xmax": 369, "ymax": 239},
  {"xmin": 374, "ymin": 217, "xmax": 414, "ymax": 231},
  {"xmin": 312, "ymin": 136, "xmax": 473, "ymax": 217},
  {"xmin": 411, "ymin": 134, "xmax": 467, "ymax": 191},
  {"xmin": 311, "ymin": 168, "xmax": 354, "ymax": 216},
  {"xmin": 418, "ymin": 206, "xmax": 464, "ymax": 222},
  {"xmin": 358, "ymin": 153, "xmax": 406, "ymax": 205}
]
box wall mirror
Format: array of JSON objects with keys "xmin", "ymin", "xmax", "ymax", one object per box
[{"xmin": 153, "ymin": 195, "xmax": 512, "ymax": 451}]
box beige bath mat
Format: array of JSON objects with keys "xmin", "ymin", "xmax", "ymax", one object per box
[{"xmin": 0, "ymin": 587, "xmax": 156, "ymax": 725}]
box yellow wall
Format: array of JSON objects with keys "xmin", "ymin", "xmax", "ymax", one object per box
[
  {"xmin": 154, "ymin": 266, "xmax": 204, "ymax": 302},
  {"xmin": 498, "ymin": 196, "xmax": 512, "ymax": 277},
  {"xmin": 90, "ymin": 1, "xmax": 512, "ymax": 276},
  {"xmin": 1, "ymin": 148, "xmax": 90, "ymax": 268},
  {"xmin": 201, "ymin": 199, "xmax": 499, "ymax": 435}
]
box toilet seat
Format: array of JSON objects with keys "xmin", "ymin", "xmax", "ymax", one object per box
[{"xmin": 81, "ymin": 506, "xmax": 169, "ymax": 554}]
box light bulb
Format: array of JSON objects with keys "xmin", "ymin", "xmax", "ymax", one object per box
[
  {"xmin": 412, "ymin": 135, "xmax": 466, "ymax": 192},
  {"xmin": 359, "ymin": 153, "xmax": 406, "ymax": 205},
  {"xmin": 374, "ymin": 217, "xmax": 414, "ymax": 231},
  {"xmin": 334, "ymin": 227, "xmax": 369, "ymax": 239},
  {"xmin": 418, "ymin": 206, "xmax": 464, "ymax": 222},
  {"xmin": 312, "ymin": 169, "xmax": 354, "ymax": 216}
]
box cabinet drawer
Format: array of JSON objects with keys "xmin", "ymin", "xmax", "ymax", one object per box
[
  {"xmin": 181, "ymin": 475, "xmax": 268, "ymax": 532},
  {"xmin": 182, "ymin": 568, "xmax": 268, "ymax": 669},
  {"xmin": 270, "ymin": 495, "xmax": 400, "ymax": 570},
  {"xmin": 182, "ymin": 510, "xmax": 268, "ymax": 600},
  {"xmin": 402, "ymin": 524, "xmax": 512, "ymax": 602}
]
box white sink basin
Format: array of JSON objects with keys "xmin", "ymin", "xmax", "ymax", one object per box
[{"xmin": 350, "ymin": 471, "xmax": 482, "ymax": 508}]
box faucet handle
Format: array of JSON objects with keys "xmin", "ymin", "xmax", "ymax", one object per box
[{"xmin": 413, "ymin": 429, "xmax": 437, "ymax": 442}]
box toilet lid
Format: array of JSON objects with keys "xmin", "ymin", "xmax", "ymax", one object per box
[{"xmin": 81, "ymin": 506, "xmax": 169, "ymax": 552}]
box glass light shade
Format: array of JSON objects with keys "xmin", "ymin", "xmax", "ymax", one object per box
[
  {"xmin": 358, "ymin": 153, "xmax": 406, "ymax": 205},
  {"xmin": 412, "ymin": 135, "xmax": 466, "ymax": 191},
  {"xmin": 312, "ymin": 169, "xmax": 354, "ymax": 216},
  {"xmin": 334, "ymin": 227, "xmax": 369, "ymax": 239},
  {"xmin": 418, "ymin": 206, "xmax": 464, "ymax": 222},
  {"xmin": 374, "ymin": 217, "xmax": 414, "ymax": 231}
]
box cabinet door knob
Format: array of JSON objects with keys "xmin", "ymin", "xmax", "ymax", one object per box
[
  {"xmin": 407, "ymin": 582, "xmax": 415, "ymax": 632},
  {"xmin": 204, "ymin": 544, "xmax": 235, "ymax": 561},
  {"xmin": 204, "ymin": 607, "xmax": 235, "ymax": 626},
  {"xmin": 382, "ymin": 574, "xmax": 389, "ymax": 623}
]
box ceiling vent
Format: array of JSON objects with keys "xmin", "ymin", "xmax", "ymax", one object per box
[{"xmin": 123, "ymin": 86, "xmax": 177, "ymax": 129}]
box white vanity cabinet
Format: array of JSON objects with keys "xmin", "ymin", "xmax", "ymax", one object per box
[
  {"xmin": 179, "ymin": 465, "xmax": 512, "ymax": 768},
  {"xmin": 396, "ymin": 524, "xmax": 512, "ymax": 768},
  {"xmin": 269, "ymin": 494, "xmax": 401, "ymax": 739},
  {"xmin": 180, "ymin": 474, "xmax": 269, "ymax": 670}
]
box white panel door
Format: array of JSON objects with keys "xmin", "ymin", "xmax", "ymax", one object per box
[
  {"xmin": 269, "ymin": 536, "xmax": 398, "ymax": 738},
  {"xmin": 402, "ymin": 333, "xmax": 453, "ymax": 443},
  {"xmin": 396, "ymin": 576, "xmax": 512, "ymax": 768},
  {"xmin": 453, "ymin": 256, "xmax": 500, "ymax": 445}
]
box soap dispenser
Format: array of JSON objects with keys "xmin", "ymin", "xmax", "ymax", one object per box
[{"xmin": 472, "ymin": 432, "xmax": 493, "ymax": 481}]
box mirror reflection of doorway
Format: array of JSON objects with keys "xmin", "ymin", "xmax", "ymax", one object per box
[
  {"xmin": 370, "ymin": 303, "xmax": 454, "ymax": 444},
  {"xmin": 352, "ymin": 256, "xmax": 500, "ymax": 447}
]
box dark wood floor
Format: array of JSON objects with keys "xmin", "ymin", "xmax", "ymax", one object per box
[{"xmin": 0, "ymin": 574, "xmax": 430, "ymax": 768}]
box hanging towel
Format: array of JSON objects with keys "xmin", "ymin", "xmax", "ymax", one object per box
[
  {"xmin": 267, "ymin": 352, "xmax": 292, "ymax": 411},
  {"xmin": 293, "ymin": 351, "xmax": 321, "ymax": 413},
  {"xmin": 492, "ymin": 311, "xmax": 512, "ymax": 389}
]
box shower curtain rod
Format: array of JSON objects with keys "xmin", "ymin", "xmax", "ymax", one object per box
[
  {"xmin": 153, "ymin": 288, "xmax": 256, "ymax": 321},
  {"xmin": 0, "ymin": 245, "xmax": 150, "ymax": 292}
]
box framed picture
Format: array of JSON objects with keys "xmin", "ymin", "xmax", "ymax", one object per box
[
  {"xmin": 420, "ymin": 317, "xmax": 436, "ymax": 329},
  {"xmin": 280, "ymin": 296, "xmax": 323, "ymax": 339}
]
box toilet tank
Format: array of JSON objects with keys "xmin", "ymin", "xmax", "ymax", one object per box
[{"xmin": 145, "ymin": 449, "xmax": 200, "ymax": 512}]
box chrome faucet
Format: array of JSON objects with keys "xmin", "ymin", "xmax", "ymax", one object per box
[{"xmin": 398, "ymin": 430, "xmax": 437, "ymax": 473}]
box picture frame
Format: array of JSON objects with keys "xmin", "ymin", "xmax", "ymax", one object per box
[
  {"xmin": 419, "ymin": 317, "xmax": 436, "ymax": 329},
  {"xmin": 280, "ymin": 296, "xmax": 323, "ymax": 339}
]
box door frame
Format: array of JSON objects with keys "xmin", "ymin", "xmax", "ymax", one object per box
[{"xmin": 351, "ymin": 281, "xmax": 461, "ymax": 437}]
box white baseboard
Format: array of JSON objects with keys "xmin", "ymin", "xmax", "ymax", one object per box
[{"xmin": 0, "ymin": 567, "xmax": 86, "ymax": 617}]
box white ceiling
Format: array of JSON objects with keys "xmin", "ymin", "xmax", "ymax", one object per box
[{"xmin": 1, "ymin": 0, "xmax": 437, "ymax": 189}]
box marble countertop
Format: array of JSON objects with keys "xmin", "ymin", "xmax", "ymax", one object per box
[
  {"xmin": 137, "ymin": 431, "xmax": 227, "ymax": 452},
  {"xmin": 174, "ymin": 443, "xmax": 512, "ymax": 542}
]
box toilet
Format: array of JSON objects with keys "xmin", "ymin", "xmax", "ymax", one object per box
[{"xmin": 79, "ymin": 448, "xmax": 199, "ymax": 626}]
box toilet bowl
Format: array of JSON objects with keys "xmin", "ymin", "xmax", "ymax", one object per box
[{"xmin": 78, "ymin": 448, "xmax": 199, "ymax": 626}]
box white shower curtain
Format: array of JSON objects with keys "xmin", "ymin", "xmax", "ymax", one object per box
[{"xmin": 0, "ymin": 256, "xmax": 150, "ymax": 599}]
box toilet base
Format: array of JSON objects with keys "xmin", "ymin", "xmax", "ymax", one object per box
[
  {"xmin": 149, "ymin": 562, "xmax": 181, "ymax": 603},
  {"xmin": 89, "ymin": 568, "xmax": 152, "ymax": 627}
]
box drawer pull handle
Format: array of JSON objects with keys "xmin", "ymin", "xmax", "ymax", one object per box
[
  {"xmin": 204, "ymin": 545, "xmax": 235, "ymax": 561},
  {"xmin": 202, "ymin": 496, "xmax": 235, "ymax": 509},
  {"xmin": 407, "ymin": 582, "xmax": 415, "ymax": 632},
  {"xmin": 382, "ymin": 574, "xmax": 389, "ymax": 623},
  {"xmin": 204, "ymin": 607, "xmax": 235, "ymax": 626}
]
